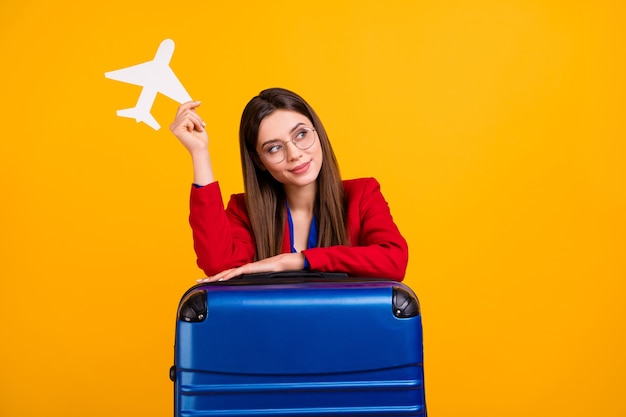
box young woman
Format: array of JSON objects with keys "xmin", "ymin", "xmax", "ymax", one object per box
[{"xmin": 170, "ymin": 88, "xmax": 408, "ymax": 282}]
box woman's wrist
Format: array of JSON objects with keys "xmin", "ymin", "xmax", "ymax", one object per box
[
  {"xmin": 292, "ymin": 252, "xmax": 306, "ymax": 270},
  {"xmin": 190, "ymin": 150, "xmax": 214, "ymax": 185}
]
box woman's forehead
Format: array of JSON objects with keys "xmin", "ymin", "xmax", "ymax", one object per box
[{"xmin": 258, "ymin": 110, "xmax": 311, "ymax": 141}]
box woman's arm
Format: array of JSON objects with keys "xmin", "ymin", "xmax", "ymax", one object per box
[
  {"xmin": 169, "ymin": 101, "xmax": 214, "ymax": 186},
  {"xmin": 302, "ymin": 178, "xmax": 409, "ymax": 281},
  {"xmin": 196, "ymin": 178, "xmax": 409, "ymax": 282},
  {"xmin": 190, "ymin": 185, "xmax": 258, "ymax": 276},
  {"xmin": 171, "ymin": 101, "xmax": 256, "ymax": 276}
]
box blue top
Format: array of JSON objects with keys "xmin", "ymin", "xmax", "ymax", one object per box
[{"xmin": 286, "ymin": 202, "xmax": 317, "ymax": 269}]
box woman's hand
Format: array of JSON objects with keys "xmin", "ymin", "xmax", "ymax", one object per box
[
  {"xmin": 197, "ymin": 253, "xmax": 306, "ymax": 283},
  {"xmin": 170, "ymin": 101, "xmax": 208, "ymax": 155}
]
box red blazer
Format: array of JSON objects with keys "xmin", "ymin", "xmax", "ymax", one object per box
[{"xmin": 189, "ymin": 177, "xmax": 408, "ymax": 281}]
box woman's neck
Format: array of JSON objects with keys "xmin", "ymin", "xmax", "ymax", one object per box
[{"xmin": 284, "ymin": 182, "xmax": 317, "ymax": 214}]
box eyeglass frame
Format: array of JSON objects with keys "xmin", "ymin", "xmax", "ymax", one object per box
[{"xmin": 257, "ymin": 126, "xmax": 318, "ymax": 164}]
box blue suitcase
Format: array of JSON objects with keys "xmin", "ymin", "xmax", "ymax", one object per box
[{"xmin": 170, "ymin": 272, "xmax": 427, "ymax": 416}]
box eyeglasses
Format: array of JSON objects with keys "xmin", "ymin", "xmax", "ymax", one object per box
[{"xmin": 258, "ymin": 126, "xmax": 317, "ymax": 164}]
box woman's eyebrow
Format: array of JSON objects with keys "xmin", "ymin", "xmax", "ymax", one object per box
[
  {"xmin": 260, "ymin": 122, "xmax": 307, "ymax": 147},
  {"xmin": 289, "ymin": 122, "xmax": 306, "ymax": 134}
]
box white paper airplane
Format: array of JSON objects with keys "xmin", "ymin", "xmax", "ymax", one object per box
[{"xmin": 105, "ymin": 39, "xmax": 192, "ymax": 130}]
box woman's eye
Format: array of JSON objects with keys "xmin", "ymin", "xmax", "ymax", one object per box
[
  {"xmin": 294, "ymin": 130, "xmax": 308, "ymax": 141},
  {"xmin": 266, "ymin": 144, "xmax": 283, "ymax": 154}
]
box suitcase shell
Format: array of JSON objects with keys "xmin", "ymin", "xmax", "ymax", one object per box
[{"xmin": 171, "ymin": 274, "xmax": 427, "ymax": 416}]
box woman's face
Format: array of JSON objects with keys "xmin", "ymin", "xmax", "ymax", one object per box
[{"xmin": 256, "ymin": 109, "xmax": 323, "ymax": 189}]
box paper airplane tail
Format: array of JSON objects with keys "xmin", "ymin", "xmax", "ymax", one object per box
[{"xmin": 116, "ymin": 107, "xmax": 160, "ymax": 130}]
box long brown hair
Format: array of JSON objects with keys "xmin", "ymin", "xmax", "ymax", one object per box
[{"xmin": 239, "ymin": 88, "xmax": 349, "ymax": 260}]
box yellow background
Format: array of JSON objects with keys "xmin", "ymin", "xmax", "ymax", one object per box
[{"xmin": 1, "ymin": 1, "xmax": 624, "ymax": 416}]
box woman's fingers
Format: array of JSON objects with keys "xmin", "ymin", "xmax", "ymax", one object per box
[
  {"xmin": 196, "ymin": 268, "xmax": 240, "ymax": 283},
  {"xmin": 195, "ymin": 254, "xmax": 306, "ymax": 284},
  {"xmin": 175, "ymin": 100, "xmax": 201, "ymax": 118},
  {"xmin": 196, "ymin": 263, "xmax": 257, "ymax": 283},
  {"xmin": 171, "ymin": 102, "xmax": 205, "ymax": 133}
]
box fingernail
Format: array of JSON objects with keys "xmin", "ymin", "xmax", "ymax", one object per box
[{"xmin": 202, "ymin": 121, "xmax": 206, "ymax": 127}]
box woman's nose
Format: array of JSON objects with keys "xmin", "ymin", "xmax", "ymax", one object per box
[{"xmin": 285, "ymin": 141, "xmax": 302, "ymax": 161}]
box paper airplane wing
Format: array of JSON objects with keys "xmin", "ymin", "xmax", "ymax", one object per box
[
  {"xmin": 158, "ymin": 70, "xmax": 192, "ymax": 104},
  {"xmin": 104, "ymin": 62, "xmax": 154, "ymax": 87}
]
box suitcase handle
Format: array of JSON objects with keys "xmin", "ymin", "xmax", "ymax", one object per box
[
  {"xmin": 249, "ymin": 270, "xmax": 348, "ymax": 280},
  {"xmin": 222, "ymin": 270, "xmax": 350, "ymax": 285}
]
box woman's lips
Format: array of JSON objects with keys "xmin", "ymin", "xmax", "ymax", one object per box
[{"xmin": 289, "ymin": 161, "xmax": 311, "ymax": 174}]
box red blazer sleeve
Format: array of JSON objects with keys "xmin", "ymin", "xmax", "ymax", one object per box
[
  {"xmin": 302, "ymin": 177, "xmax": 409, "ymax": 281},
  {"xmin": 189, "ymin": 182, "xmax": 256, "ymax": 276}
]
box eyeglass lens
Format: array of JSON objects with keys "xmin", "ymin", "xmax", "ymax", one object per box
[{"xmin": 262, "ymin": 127, "xmax": 316, "ymax": 163}]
